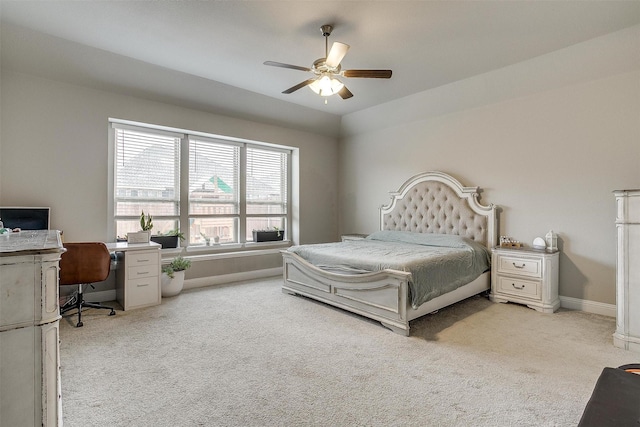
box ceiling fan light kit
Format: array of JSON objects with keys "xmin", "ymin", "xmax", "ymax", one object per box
[
  {"xmin": 264, "ymin": 24, "xmax": 392, "ymax": 101},
  {"xmin": 309, "ymin": 75, "xmax": 344, "ymax": 96}
]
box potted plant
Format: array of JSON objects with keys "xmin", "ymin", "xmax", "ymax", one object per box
[
  {"xmin": 252, "ymin": 226, "xmax": 284, "ymax": 242},
  {"xmin": 161, "ymin": 256, "xmax": 192, "ymax": 297},
  {"xmin": 200, "ymin": 232, "xmax": 211, "ymax": 246},
  {"xmin": 151, "ymin": 229, "xmax": 185, "ymax": 249},
  {"xmin": 127, "ymin": 211, "xmax": 153, "ymax": 243}
]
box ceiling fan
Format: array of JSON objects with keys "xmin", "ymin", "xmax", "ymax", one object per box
[{"xmin": 264, "ymin": 24, "xmax": 392, "ymax": 100}]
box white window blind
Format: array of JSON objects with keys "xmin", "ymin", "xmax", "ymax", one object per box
[
  {"xmin": 188, "ymin": 137, "xmax": 240, "ymax": 244},
  {"xmin": 246, "ymin": 147, "xmax": 288, "ymax": 215},
  {"xmin": 188, "ymin": 138, "xmax": 240, "ymax": 215},
  {"xmin": 113, "ymin": 126, "xmax": 181, "ymax": 237}
]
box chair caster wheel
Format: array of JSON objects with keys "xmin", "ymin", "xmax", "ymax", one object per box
[
  {"xmin": 109, "ymin": 310, "xmax": 116, "ymax": 316},
  {"xmin": 76, "ymin": 321, "xmax": 83, "ymax": 327}
]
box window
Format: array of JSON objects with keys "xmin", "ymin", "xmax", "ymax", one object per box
[
  {"xmin": 111, "ymin": 121, "xmax": 291, "ymax": 247},
  {"xmin": 246, "ymin": 146, "xmax": 288, "ymax": 240},
  {"xmin": 113, "ymin": 125, "xmax": 182, "ymax": 239},
  {"xmin": 188, "ymin": 137, "xmax": 240, "ymax": 245}
]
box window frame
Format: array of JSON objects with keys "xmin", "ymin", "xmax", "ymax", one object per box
[{"xmin": 109, "ymin": 120, "xmax": 292, "ymax": 250}]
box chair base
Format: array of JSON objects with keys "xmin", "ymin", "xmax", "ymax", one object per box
[{"xmin": 61, "ymin": 284, "xmax": 116, "ymax": 327}]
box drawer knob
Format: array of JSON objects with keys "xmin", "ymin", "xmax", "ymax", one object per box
[
  {"xmin": 137, "ymin": 271, "xmax": 150, "ymax": 275},
  {"xmin": 137, "ymin": 259, "xmax": 150, "ymax": 263},
  {"xmin": 512, "ymin": 262, "xmax": 526, "ymax": 269},
  {"xmin": 512, "ymin": 283, "xmax": 525, "ymax": 290}
]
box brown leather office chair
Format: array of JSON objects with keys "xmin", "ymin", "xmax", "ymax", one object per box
[{"xmin": 59, "ymin": 242, "xmax": 115, "ymax": 327}]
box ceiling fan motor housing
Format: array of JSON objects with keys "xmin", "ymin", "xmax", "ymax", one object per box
[{"xmin": 313, "ymin": 58, "xmax": 340, "ymax": 74}]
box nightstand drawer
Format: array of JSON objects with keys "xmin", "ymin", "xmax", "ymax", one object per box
[
  {"xmin": 497, "ymin": 255, "xmax": 541, "ymax": 278},
  {"xmin": 497, "ymin": 276, "xmax": 541, "ymax": 299}
]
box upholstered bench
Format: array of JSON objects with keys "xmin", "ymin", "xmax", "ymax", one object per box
[{"xmin": 578, "ymin": 364, "xmax": 640, "ymax": 426}]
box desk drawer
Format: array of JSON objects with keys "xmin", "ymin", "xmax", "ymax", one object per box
[
  {"xmin": 497, "ymin": 255, "xmax": 541, "ymax": 278},
  {"xmin": 497, "ymin": 276, "xmax": 541, "ymax": 300},
  {"xmin": 128, "ymin": 264, "xmax": 158, "ymax": 280},
  {"xmin": 127, "ymin": 251, "xmax": 158, "ymax": 267},
  {"xmin": 127, "ymin": 277, "xmax": 160, "ymax": 308}
]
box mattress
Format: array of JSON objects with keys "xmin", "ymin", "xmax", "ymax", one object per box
[{"xmin": 287, "ymin": 231, "xmax": 491, "ymax": 308}]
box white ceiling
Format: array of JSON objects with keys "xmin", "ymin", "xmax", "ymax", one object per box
[{"xmin": 1, "ymin": 0, "xmax": 639, "ymax": 118}]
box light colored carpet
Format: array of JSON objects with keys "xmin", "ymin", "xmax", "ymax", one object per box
[{"xmin": 60, "ymin": 277, "xmax": 635, "ymax": 427}]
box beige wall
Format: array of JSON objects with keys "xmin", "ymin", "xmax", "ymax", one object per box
[
  {"xmin": 0, "ymin": 70, "xmax": 339, "ymax": 284},
  {"xmin": 338, "ymin": 26, "xmax": 640, "ymax": 305},
  {"xmin": 2, "ymin": 24, "xmax": 638, "ymax": 306}
]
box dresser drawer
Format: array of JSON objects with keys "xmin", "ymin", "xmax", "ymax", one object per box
[
  {"xmin": 497, "ymin": 255, "xmax": 542, "ymax": 278},
  {"xmin": 497, "ymin": 276, "xmax": 541, "ymax": 300},
  {"xmin": 127, "ymin": 251, "xmax": 158, "ymax": 267},
  {"xmin": 126, "ymin": 277, "xmax": 160, "ymax": 308}
]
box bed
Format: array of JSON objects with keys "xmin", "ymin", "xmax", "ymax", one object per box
[{"xmin": 281, "ymin": 171, "xmax": 498, "ymax": 336}]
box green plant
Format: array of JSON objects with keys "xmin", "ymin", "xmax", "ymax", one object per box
[
  {"xmin": 161, "ymin": 256, "xmax": 192, "ymax": 279},
  {"xmin": 140, "ymin": 210, "xmax": 153, "ymax": 231},
  {"xmin": 200, "ymin": 232, "xmax": 210, "ymax": 245}
]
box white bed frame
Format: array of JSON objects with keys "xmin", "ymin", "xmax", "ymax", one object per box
[{"xmin": 282, "ymin": 171, "xmax": 497, "ymax": 336}]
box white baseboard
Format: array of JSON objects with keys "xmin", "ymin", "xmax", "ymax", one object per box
[
  {"xmin": 560, "ymin": 295, "xmax": 616, "ymax": 317},
  {"xmin": 81, "ymin": 273, "xmax": 616, "ymax": 319},
  {"xmin": 184, "ymin": 267, "xmax": 283, "ymax": 290}
]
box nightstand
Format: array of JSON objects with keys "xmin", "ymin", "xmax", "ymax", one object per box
[
  {"xmin": 341, "ymin": 233, "xmax": 368, "ymax": 242},
  {"xmin": 490, "ymin": 246, "xmax": 560, "ymax": 313}
]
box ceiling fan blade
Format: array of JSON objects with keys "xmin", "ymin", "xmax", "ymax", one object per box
[
  {"xmin": 282, "ymin": 79, "xmax": 317, "ymax": 94},
  {"xmin": 338, "ymin": 86, "xmax": 353, "ymax": 99},
  {"xmin": 343, "ymin": 69, "xmax": 392, "ymax": 79},
  {"xmin": 264, "ymin": 61, "xmax": 311, "ymax": 72},
  {"xmin": 325, "ymin": 42, "xmax": 350, "ymax": 68}
]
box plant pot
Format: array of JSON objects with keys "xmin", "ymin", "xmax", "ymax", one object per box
[
  {"xmin": 151, "ymin": 235, "xmax": 179, "ymax": 249},
  {"xmin": 161, "ymin": 270, "xmax": 185, "ymax": 297},
  {"xmin": 253, "ymin": 230, "xmax": 284, "ymax": 242},
  {"xmin": 127, "ymin": 231, "xmax": 150, "ymax": 244}
]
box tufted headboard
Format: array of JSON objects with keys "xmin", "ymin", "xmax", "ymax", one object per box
[{"xmin": 380, "ymin": 171, "xmax": 497, "ymax": 249}]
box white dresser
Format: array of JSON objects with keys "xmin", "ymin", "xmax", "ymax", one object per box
[
  {"xmin": 490, "ymin": 246, "xmax": 560, "ymax": 313},
  {"xmin": 0, "ymin": 230, "xmax": 64, "ymax": 427},
  {"xmin": 109, "ymin": 242, "xmax": 161, "ymax": 311},
  {"xmin": 613, "ymin": 189, "xmax": 640, "ymax": 352}
]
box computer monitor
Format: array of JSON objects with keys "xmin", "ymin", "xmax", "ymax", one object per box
[{"xmin": 0, "ymin": 207, "xmax": 50, "ymax": 230}]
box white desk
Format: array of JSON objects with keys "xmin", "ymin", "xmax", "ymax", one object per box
[{"xmin": 106, "ymin": 242, "xmax": 161, "ymax": 311}]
